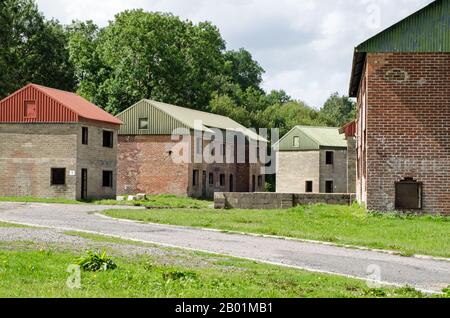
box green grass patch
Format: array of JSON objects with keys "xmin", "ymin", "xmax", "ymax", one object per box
[
  {"xmin": 0, "ymin": 248, "xmax": 434, "ymax": 298},
  {"xmin": 94, "ymin": 194, "xmax": 211, "ymax": 209},
  {"xmin": 0, "ymin": 196, "xmax": 81, "ymax": 204},
  {"xmin": 0, "ymin": 221, "xmax": 29, "ymax": 228},
  {"xmin": 0, "ymin": 195, "xmax": 211, "ymax": 209},
  {"xmin": 103, "ymin": 204, "xmax": 450, "ymax": 258}
]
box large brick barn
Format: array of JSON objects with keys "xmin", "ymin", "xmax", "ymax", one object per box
[
  {"xmin": 0, "ymin": 84, "xmax": 122, "ymax": 200},
  {"xmin": 116, "ymin": 99, "xmax": 267, "ymax": 198},
  {"xmin": 349, "ymin": 0, "xmax": 450, "ymax": 215}
]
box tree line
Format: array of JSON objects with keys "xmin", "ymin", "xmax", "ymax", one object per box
[{"xmin": 0, "ymin": 0, "xmax": 356, "ymax": 136}]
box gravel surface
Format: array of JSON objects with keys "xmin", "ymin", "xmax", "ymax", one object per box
[{"xmin": 0, "ymin": 201, "xmax": 449, "ymax": 293}]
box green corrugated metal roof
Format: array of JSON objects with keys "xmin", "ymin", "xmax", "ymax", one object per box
[
  {"xmin": 117, "ymin": 99, "xmax": 267, "ymax": 142},
  {"xmin": 349, "ymin": 0, "xmax": 450, "ymax": 96},
  {"xmin": 356, "ymin": 0, "xmax": 450, "ymax": 53},
  {"xmin": 274, "ymin": 126, "xmax": 347, "ymax": 151}
]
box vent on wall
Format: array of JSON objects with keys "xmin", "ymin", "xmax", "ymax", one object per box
[
  {"xmin": 395, "ymin": 178, "xmax": 422, "ymax": 210},
  {"xmin": 24, "ymin": 101, "xmax": 37, "ymax": 118}
]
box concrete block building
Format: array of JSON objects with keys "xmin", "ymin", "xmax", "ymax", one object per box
[
  {"xmin": 0, "ymin": 84, "xmax": 122, "ymax": 200},
  {"xmin": 116, "ymin": 99, "xmax": 267, "ymax": 199},
  {"xmin": 348, "ymin": 0, "xmax": 450, "ymax": 214},
  {"xmin": 274, "ymin": 126, "xmax": 349, "ymax": 194}
]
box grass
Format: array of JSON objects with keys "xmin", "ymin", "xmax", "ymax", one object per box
[
  {"xmin": 0, "ymin": 195, "xmax": 211, "ymax": 209},
  {"xmin": 103, "ymin": 203, "xmax": 450, "ymax": 258},
  {"xmin": 0, "ymin": 244, "xmax": 434, "ymax": 298},
  {"xmin": 0, "ymin": 196, "xmax": 81, "ymax": 204},
  {"xmin": 0, "ymin": 221, "xmax": 28, "ymax": 228},
  {"xmin": 94, "ymin": 194, "xmax": 211, "ymax": 209}
]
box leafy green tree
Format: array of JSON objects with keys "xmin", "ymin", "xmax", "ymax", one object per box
[
  {"xmin": 69, "ymin": 10, "xmax": 227, "ymax": 114},
  {"xmin": 265, "ymin": 90, "xmax": 292, "ymax": 106},
  {"xmin": 209, "ymin": 93, "xmax": 251, "ymax": 127},
  {"xmin": 261, "ymin": 101, "xmax": 326, "ymax": 137},
  {"xmin": 319, "ymin": 92, "xmax": 356, "ymax": 127},
  {"xmin": 0, "ymin": 0, "xmax": 75, "ymax": 99},
  {"xmin": 224, "ymin": 48, "xmax": 264, "ymax": 91}
]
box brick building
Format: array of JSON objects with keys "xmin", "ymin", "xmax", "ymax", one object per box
[
  {"xmin": 274, "ymin": 126, "xmax": 349, "ymax": 194},
  {"xmin": 349, "ymin": 0, "xmax": 450, "ymax": 214},
  {"xmin": 116, "ymin": 99, "xmax": 267, "ymax": 198},
  {"xmin": 0, "ymin": 84, "xmax": 122, "ymax": 200}
]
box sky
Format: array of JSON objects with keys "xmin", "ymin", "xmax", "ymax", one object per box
[{"xmin": 35, "ymin": 0, "xmax": 433, "ymax": 108}]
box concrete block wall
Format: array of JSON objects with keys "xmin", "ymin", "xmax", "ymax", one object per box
[
  {"xmin": 276, "ymin": 151, "xmax": 320, "ymax": 193},
  {"xmin": 0, "ymin": 124, "xmax": 78, "ymax": 199},
  {"xmin": 215, "ymin": 192, "xmax": 355, "ymax": 210}
]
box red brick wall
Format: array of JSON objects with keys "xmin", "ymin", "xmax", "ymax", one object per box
[
  {"xmin": 117, "ymin": 135, "xmax": 189, "ymax": 196},
  {"xmin": 359, "ymin": 53, "xmax": 450, "ymax": 215}
]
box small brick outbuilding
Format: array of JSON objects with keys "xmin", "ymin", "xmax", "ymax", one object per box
[{"xmin": 0, "ymin": 84, "xmax": 122, "ymax": 200}]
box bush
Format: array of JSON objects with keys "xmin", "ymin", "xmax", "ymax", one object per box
[
  {"xmin": 162, "ymin": 270, "xmax": 198, "ymax": 281},
  {"xmin": 75, "ymin": 251, "xmax": 117, "ymax": 272}
]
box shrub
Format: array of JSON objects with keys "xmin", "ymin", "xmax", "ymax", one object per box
[
  {"xmin": 162, "ymin": 270, "xmax": 198, "ymax": 281},
  {"xmin": 75, "ymin": 251, "xmax": 117, "ymax": 272}
]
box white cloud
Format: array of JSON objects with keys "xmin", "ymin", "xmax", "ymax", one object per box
[{"xmin": 36, "ymin": 0, "xmax": 433, "ymax": 108}]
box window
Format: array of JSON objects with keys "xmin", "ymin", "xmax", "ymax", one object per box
[
  {"xmin": 325, "ymin": 180, "xmax": 334, "ymax": 194},
  {"xmin": 220, "ymin": 143, "xmax": 226, "ymax": 156},
  {"xmin": 258, "ymin": 175, "xmax": 263, "ymax": 187},
  {"xmin": 220, "ymin": 174, "xmax": 226, "ymax": 187},
  {"xmin": 326, "ymin": 151, "xmax": 334, "ymax": 165},
  {"xmin": 82, "ymin": 127, "xmax": 89, "ymax": 145},
  {"xmin": 139, "ymin": 118, "xmax": 149, "ymax": 130},
  {"xmin": 293, "ymin": 136, "xmax": 300, "ymax": 148},
  {"xmin": 305, "ymin": 181, "xmax": 313, "ymax": 193},
  {"xmin": 395, "ymin": 179, "xmax": 422, "ymax": 210},
  {"xmin": 24, "ymin": 101, "xmax": 37, "ymax": 118},
  {"xmin": 102, "ymin": 171, "xmax": 113, "ymax": 188},
  {"xmin": 196, "ymin": 137, "xmax": 202, "ymax": 155},
  {"xmin": 51, "ymin": 168, "xmax": 66, "ymax": 186},
  {"xmin": 103, "ymin": 130, "xmax": 113, "ymax": 148},
  {"xmin": 193, "ymin": 170, "xmax": 199, "ymax": 186},
  {"xmin": 209, "ymin": 173, "xmax": 214, "ymax": 185}
]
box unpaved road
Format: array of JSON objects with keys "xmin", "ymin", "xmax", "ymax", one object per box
[{"xmin": 0, "ymin": 202, "xmax": 448, "ymax": 293}]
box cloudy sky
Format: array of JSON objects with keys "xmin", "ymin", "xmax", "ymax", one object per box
[{"xmin": 36, "ymin": 0, "xmax": 432, "ymax": 108}]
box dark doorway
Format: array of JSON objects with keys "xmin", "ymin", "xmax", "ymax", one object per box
[
  {"xmin": 202, "ymin": 171, "xmax": 207, "ymax": 198},
  {"xmin": 252, "ymin": 175, "xmax": 256, "ymax": 192},
  {"xmin": 325, "ymin": 180, "xmax": 334, "ymax": 193},
  {"xmin": 395, "ymin": 178, "xmax": 422, "ymax": 210},
  {"xmin": 305, "ymin": 181, "xmax": 313, "ymax": 193},
  {"xmin": 229, "ymin": 174, "xmax": 234, "ymax": 192},
  {"xmin": 81, "ymin": 169, "xmax": 88, "ymax": 200}
]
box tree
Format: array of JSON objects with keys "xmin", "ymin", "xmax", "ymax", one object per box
[
  {"xmin": 261, "ymin": 101, "xmax": 325, "ymax": 137},
  {"xmin": 0, "ymin": 0, "xmax": 75, "ymax": 99},
  {"xmin": 68, "ymin": 10, "xmax": 227, "ymax": 114},
  {"xmin": 319, "ymin": 92, "xmax": 356, "ymax": 127},
  {"xmin": 224, "ymin": 48, "xmax": 265, "ymax": 91}
]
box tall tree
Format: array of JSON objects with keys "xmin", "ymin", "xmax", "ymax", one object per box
[
  {"xmin": 69, "ymin": 10, "xmax": 227, "ymax": 114},
  {"xmin": 319, "ymin": 92, "xmax": 356, "ymax": 127},
  {"xmin": 224, "ymin": 48, "xmax": 264, "ymax": 91},
  {"xmin": 0, "ymin": 0, "xmax": 75, "ymax": 99}
]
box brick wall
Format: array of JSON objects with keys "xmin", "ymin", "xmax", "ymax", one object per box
[
  {"xmin": 0, "ymin": 124, "xmax": 78, "ymax": 199},
  {"xmin": 0, "ymin": 122, "xmax": 119, "ymax": 200},
  {"xmin": 76, "ymin": 120, "xmax": 119, "ymax": 200},
  {"xmin": 359, "ymin": 53, "xmax": 450, "ymax": 215},
  {"xmin": 117, "ymin": 135, "xmax": 190, "ymax": 196},
  {"xmin": 118, "ymin": 134, "xmax": 266, "ymax": 198}
]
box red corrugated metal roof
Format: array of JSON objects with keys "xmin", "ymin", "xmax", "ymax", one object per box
[
  {"xmin": 32, "ymin": 84, "xmax": 122, "ymax": 125},
  {"xmin": 339, "ymin": 120, "xmax": 356, "ymax": 138},
  {"xmin": 0, "ymin": 84, "xmax": 122, "ymax": 125}
]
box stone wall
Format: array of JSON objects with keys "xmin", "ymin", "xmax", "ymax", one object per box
[{"xmin": 215, "ymin": 192, "xmax": 356, "ymax": 209}]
